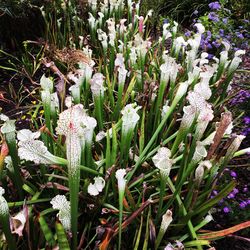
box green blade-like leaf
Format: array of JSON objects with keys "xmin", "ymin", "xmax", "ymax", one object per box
[
  {"xmin": 56, "ymin": 221, "xmax": 70, "ymax": 250},
  {"xmin": 39, "ymin": 215, "xmax": 56, "ymax": 246}
]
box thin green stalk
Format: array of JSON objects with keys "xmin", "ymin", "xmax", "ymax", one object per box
[
  {"xmin": 5, "ymin": 132, "xmax": 24, "ymax": 198},
  {"xmin": 42, "ymin": 90, "xmax": 54, "ymax": 152},
  {"xmin": 69, "ymin": 173, "xmax": 80, "ymax": 250},
  {"xmin": 8, "ymin": 198, "xmax": 50, "ymax": 208},
  {"xmin": 178, "ymin": 215, "xmax": 213, "ymax": 242},
  {"xmin": 139, "ymin": 108, "xmax": 146, "ymax": 154},
  {"xmin": 166, "ymin": 178, "xmax": 202, "ymax": 250},
  {"xmin": 145, "ymin": 131, "xmax": 178, "ymax": 160},
  {"xmin": 109, "ymin": 46, "xmax": 115, "ymax": 79},
  {"xmin": 134, "ymin": 216, "xmax": 143, "ymax": 250},
  {"xmin": 56, "ymin": 221, "xmax": 71, "ymax": 250},
  {"xmin": 111, "ymin": 125, "xmax": 118, "ymax": 164},
  {"xmin": 94, "ymin": 95, "xmax": 103, "ymax": 130},
  {"xmin": 142, "ymin": 206, "xmax": 151, "ymax": 250},
  {"xmin": 234, "ymin": 147, "xmax": 250, "ymax": 157},
  {"xmin": 113, "ymin": 83, "xmax": 125, "ymax": 120},
  {"xmin": 153, "ymin": 80, "xmax": 167, "ymax": 131},
  {"xmin": 105, "ymin": 67, "xmax": 115, "ymax": 110},
  {"xmin": 85, "ymin": 142, "xmax": 94, "ymax": 169},
  {"xmin": 105, "ymin": 130, "xmax": 111, "ymax": 169},
  {"xmin": 156, "ymin": 174, "xmax": 167, "ymax": 222},
  {"xmin": 39, "ymin": 215, "xmax": 56, "ymax": 246},
  {"xmin": 120, "ymin": 128, "xmax": 134, "ymax": 165},
  {"xmin": 0, "ymin": 189, "xmax": 17, "ymax": 250},
  {"xmin": 65, "ymin": 133, "xmax": 81, "ymax": 250},
  {"xmin": 127, "ymin": 92, "xmax": 182, "ymax": 182},
  {"xmin": 118, "ymin": 188, "xmax": 124, "ymax": 250},
  {"xmin": 171, "ymin": 127, "xmax": 188, "ymax": 156},
  {"xmin": 164, "ymin": 162, "xmax": 197, "ymax": 212}
]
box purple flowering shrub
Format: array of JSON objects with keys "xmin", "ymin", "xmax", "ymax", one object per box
[
  {"xmin": 212, "ymin": 168, "xmax": 250, "ymax": 236},
  {"xmin": 189, "ymin": 1, "xmax": 250, "ymax": 57},
  {"xmin": 228, "ymin": 87, "xmax": 250, "ymax": 142}
]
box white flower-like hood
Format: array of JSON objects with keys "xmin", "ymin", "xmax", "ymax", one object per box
[
  {"xmin": 50, "ymin": 195, "xmax": 71, "ymax": 231},
  {"xmin": 17, "ymin": 129, "xmax": 63, "ymax": 165},
  {"xmin": 88, "ymin": 177, "xmax": 106, "ymax": 196},
  {"xmin": 40, "ymin": 74, "xmax": 53, "ymax": 93},
  {"xmin": 90, "ymin": 73, "xmax": 105, "ymax": 97},
  {"xmin": 17, "ymin": 129, "xmax": 41, "ymax": 141},
  {"xmin": 115, "ymin": 169, "xmax": 127, "ymax": 191},
  {"xmin": 56, "ymin": 104, "xmax": 87, "ymax": 137},
  {"xmin": 0, "ymin": 187, "xmax": 8, "ymax": 215},
  {"xmin": 160, "ymin": 209, "xmax": 173, "ymax": 232},
  {"xmin": 194, "ymin": 23, "xmax": 205, "ymax": 34},
  {"xmin": 121, "ymin": 103, "xmax": 141, "ymax": 133},
  {"xmin": 0, "ymin": 114, "xmax": 15, "ymax": 134},
  {"xmin": 152, "ymin": 147, "xmax": 173, "ymax": 177}
]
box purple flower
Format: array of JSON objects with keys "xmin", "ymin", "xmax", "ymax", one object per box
[
  {"xmin": 243, "ymin": 186, "xmax": 248, "ymax": 193},
  {"xmin": 219, "ymin": 29, "xmax": 224, "ymax": 36},
  {"xmin": 212, "ymin": 40, "xmax": 221, "ymax": 48},
  {"xmin": 209, "ymin": 1, "xmax": 221, "ymax": 10},
  {"xmin": 207, "ymin": 43, "xmax": 213, "ymax": 49},
  {"xmin": 238, "ymin": 34, "xmax": 244, "ymax": 39},
  {"xmin": 227, "ymin": 193, "xmax": 235, "ymax": 199},
  {"xmin": 207, "ymin": 53, "xmax": 214, "ymax": 60},
  {"xmin": 232, "ymin": 188, "xmax": 239, "ymax": 194},
  {"xmin": 247, "ymin": 199, "xmax": 250, "ymax": 205},
  {"xmin": 219, "ymin": 199, "xmax": 224, "ymax": 205},
  {"xmin": 207, "ymin": 30, "xmax": 212, "ymax": 36},
  {"xmin": 242, "ymin": 128, "xmax": 250, "ymax": 136},
  {"xmin": 236, "ymin": 32, "xmax": 244, "ymax": 39},
  {"xmin": 230, "ymin": 90, "xmax": 250, "ymax": 106},
  {"xmin": 239, "ymin": 201, "xmax": 247, "ymax": 209},
  {"xmin": 223, "ymin": 207, "xmax": 230, "ymax": 213},
  {"xmin": 185, "ymin": 31, "xmax": 191, "ymax": 37},
  {"xmin": 243, "ymin": 116, "xmax": 250, "ymax": 125},
  {"xmin": 222, "ymin": 18, "xmax": 228, "ymax": 24},
  {"xmin": 208, "ymin": 12, "xmax": 219, "ymax": 22},
  {"xmin": 230, "ymin": 171, "xmax": 237, "ymax": 178}
]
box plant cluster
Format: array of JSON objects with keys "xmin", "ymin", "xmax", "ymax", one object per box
[
  {"xmin": 190, "ymin": 1, "xmax": 250, "ymax": 57},
  {"xmin": 0, "ymin": 1, "xmax": 250, "ymax": 250}
]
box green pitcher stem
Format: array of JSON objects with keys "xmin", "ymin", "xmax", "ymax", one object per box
[
  {"xmin": 5, "ymin": 132, "xmax": 24, "ymax": 198},
  {"xmin": 66, "ymin": 133, "xmax": 81, "ymax": 250},
  {"xmin": 69, "ymin": 173, "xmax": 80, "ymax": 250},
  {"xmin": 94, "ymin": 95, "xmax": 103, "ymax": 130},
  {"xmin": 118, "ymin": 188, "xmax": 125, "ymax": 250}
]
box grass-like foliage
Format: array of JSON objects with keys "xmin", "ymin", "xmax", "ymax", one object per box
[{"xmin": 0, "ymin": 1, "xmax": 250, "ymax": 249}]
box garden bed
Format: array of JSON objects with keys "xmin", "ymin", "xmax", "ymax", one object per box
[{"xmin": 0, "ymin": 1, "xmax": 249, "ymax": 250}]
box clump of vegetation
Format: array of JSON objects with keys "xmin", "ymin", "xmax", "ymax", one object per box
[{"xmin": 0, "ymin": 1, "xmax": 250, "ymax": 250}]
